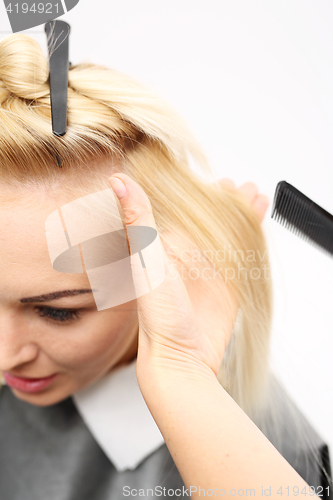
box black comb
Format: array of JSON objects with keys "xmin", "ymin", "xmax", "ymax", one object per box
[{"xmin": 271, "ymin": 181, "xmax": 333, "ymax": 257}]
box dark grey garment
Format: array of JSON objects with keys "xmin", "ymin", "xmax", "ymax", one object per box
[
  {"xmin": 0, "ymin": 377, "xmax": 331, "ymax": 500},
  {"xmin": 251, "ymin": 375, "xmax": 332, "ymax": 499}
]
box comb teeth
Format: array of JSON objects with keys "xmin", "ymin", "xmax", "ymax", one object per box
[{"xmin": 271, "ymin": 181, "xmax": 333, "ymax": 257}]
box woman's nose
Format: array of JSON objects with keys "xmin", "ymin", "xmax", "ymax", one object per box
[{"xmin": 0, "ymin": 309, "xmax": 39, "ymax": 371}]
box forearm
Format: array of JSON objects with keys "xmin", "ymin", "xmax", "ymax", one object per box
[{"xmin": 138, "ymin": 361, "xmax": 320, "ymax": 500}]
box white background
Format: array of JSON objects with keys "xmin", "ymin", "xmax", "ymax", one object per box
[{"xmin": 1, "ymin": 1, "xmax": 332, "ymax": 454}]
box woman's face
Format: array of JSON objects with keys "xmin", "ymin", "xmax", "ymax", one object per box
[{"xmin": 0, "ymin": 182, "xmax": 139, "ymax": 407}]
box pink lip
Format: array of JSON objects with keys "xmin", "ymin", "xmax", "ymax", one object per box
[{"xmin": 2, "ymin": 371, "xmax": 58, "ymax": 393}]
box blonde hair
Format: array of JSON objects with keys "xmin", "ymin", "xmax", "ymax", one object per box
[
  {"xmin": 0, "ymin": 33, "xmax": 271, "ymax": 416},
  {"xmin": 1, "ymin": 33, "xmax": 330, "ymax": 486},
  {"xmin": 0, "ymin": 33, "xmax": 275, "ymax": 411}
]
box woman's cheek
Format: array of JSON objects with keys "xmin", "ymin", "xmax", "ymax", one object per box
[{"xmin": 48, "ymin": 318, "xmax": 132, "ymax": 370}]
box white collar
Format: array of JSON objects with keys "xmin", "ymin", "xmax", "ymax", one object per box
[
  {"xmin": 1, "ymin": 360, "xmax": 165, "ymax": 472},
  {"xmin": 72, "ymin": 359, "xmax": 165, "ymax": 472}
]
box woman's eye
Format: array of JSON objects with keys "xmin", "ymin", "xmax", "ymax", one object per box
[{"xmin": 35, "ymin": 306, "xmax": 81, "ymax": 324}]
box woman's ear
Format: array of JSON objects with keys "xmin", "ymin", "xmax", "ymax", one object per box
[{"xmin": 216, "ymin": 178, "xmax": 270, "ymax": 222}]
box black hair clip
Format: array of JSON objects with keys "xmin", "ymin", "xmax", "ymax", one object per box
[{"xmin": 44, "ymin": 20, "xmax": 71, "ymax": 138}]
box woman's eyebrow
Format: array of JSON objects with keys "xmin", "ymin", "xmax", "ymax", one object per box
[{"xmin": 20, "ymin": 289, "xmax": 93, "ymax": 303}]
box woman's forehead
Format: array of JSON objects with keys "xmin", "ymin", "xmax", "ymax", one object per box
[
  {"xmin": 0, "ymin": 190, "xmax": 92, "ymax": 303},
  {"xmin": 0, "ymin": 211, "xmax": 92, "ymax": 305},
  {"xmin": 0, "ymin": 184, "xmax": 136, "ymax": 311}
]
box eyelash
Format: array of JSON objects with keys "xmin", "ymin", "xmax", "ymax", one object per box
[{"xmin": 35, "ymin": 306, "xmax": 81, "ymax": 324}]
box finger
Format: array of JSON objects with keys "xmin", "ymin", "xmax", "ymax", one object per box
[
  {"xmin": 108, "ymin": 173, "xmax": 156, "ymax": 228},
  {"xmin": 108, "ymin": 173, "xmax": 167, "ymax": 288},
  {"xmin": 108, "ymin": 173, "xmax": 185, "ymax": 293},
  {"xmin": 217, "ymin": 178, "xmax": 236, "ymax": 190},
  {"xmin": 251, "ymin": 194, "xmax": 270, "ymax": 222},
  {"xmin": 237, "ymin": 182, "xmax": 259, "ymax": 204},
  {"xmin": 108, "ymin": 173, "xmax": 193, "ymax": 346}
]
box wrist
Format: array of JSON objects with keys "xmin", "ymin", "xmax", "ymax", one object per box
[
  {"xmin": 136, "ymin": 334, "xmax": 226, "ymax": 387},
  {"xmin": 136, "ymin": 351, "xmax": 222, "ymax": 402}
]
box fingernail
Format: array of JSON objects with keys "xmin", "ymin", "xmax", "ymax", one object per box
[{"xmin": 109, "ymin": 176, "xmax": 127, "ymax": 199}]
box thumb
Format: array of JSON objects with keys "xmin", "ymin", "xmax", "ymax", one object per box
[
  {"xmin": 108, "ymin": 173, "xmax": 166, "ymax": 292},
  {"xmin": 108, "ymin": 173, "xmax": 155, "ymax": 228},
  {"xmin": 108, "ymin": 173, "xmax": 189, "ymax": 326},
  {"xmin": 109, "ymin": 173, "xmax": 192, "ymax": 345}
]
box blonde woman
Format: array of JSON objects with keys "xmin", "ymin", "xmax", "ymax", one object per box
[{"xmin": 0, "ymin": 34, "xmax": 331, "ymax": 500}]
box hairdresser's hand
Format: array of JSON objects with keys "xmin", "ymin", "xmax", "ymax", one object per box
[
  {"xmin": 217, "ymin": 178, "xmax": 269, "ymax": 222},
  {"xmin": 109, "ymin": 173, "xmax": 237, "ymax": 385},
  {"xmin": 109, "ymin": 175, "xmax": 316, "ymax": 500}
]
